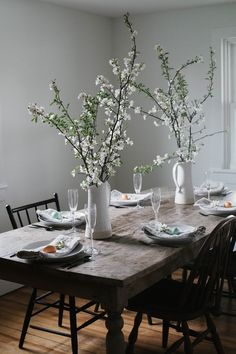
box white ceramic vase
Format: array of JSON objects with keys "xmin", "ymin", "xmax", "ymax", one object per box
[
  {"xmin": 172, "ymin": 161, "xmax": 195, "ymax": 205},
  {"xmin": 88, "ymin": 181, "xmax": 112, "ymax": 239}
]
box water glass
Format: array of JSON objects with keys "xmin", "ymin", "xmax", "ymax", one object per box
[
  {"xmin": 68, "ymin": 189, "xmax": 78, "ymax": 234},
  {"xmin": 133, "ymin": 173, "xmax": 143, "ymax": 209},
  {"xmin": 151, "ymin": 188, "xmax": 161, "ymax": 223}
]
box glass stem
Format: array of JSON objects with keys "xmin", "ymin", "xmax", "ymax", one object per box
[
  {"xmin": 207, "ymin": 189, "xmax": 210, "ymax": 200},
  {"xmin": 72, "ymin": 210, "xmax": 75, "ymax": 232},
  {"xmin": 91, "ymin": 229, "xmax": 94, "ymax": 251}
]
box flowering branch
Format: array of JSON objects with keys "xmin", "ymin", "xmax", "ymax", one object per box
[
  {"xmin": 28, "ymin": 13, "xmax": 145, "ymax": 189},
  {"xmin": 133, "ymin": 45, "xmax": 217, "ymax": 174}
]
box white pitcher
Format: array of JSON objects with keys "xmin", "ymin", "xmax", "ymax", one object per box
[
  {"xmin": 172, "ymin": 161, "xmax": 195, "ymax": 204},
  {"xmin": 88, "ymin": 181, "xmax": 112, "ymax": 239}
]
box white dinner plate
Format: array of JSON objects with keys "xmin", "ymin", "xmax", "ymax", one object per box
[
  {"xmin": 21, "ymin": 240, "xmax": 85, "ymax": 263},
  {"xmin": 110, "ymin": 192, "xmax": 151, "ymax": 206},
  {"xmin": 199, "ymin": 205, "xmax": 236, "ymax": 216}
]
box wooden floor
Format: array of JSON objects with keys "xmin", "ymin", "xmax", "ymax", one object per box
[{"xmin": 0, "ymin": 276, "xmax": 235, "ymax": 354}]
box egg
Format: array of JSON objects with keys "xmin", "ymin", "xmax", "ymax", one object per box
[
  {"xmin": 42, "ymin": 245, "xmax": 57, "ymax": 253},
  {"xmin": 224, "ymin": 201, "xmax": 232, "ymax": 208}
]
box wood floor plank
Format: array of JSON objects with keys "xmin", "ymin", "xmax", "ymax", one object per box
[{"xmin": 0, "ymin": 282, "xmax": 235, "ymax": 354}]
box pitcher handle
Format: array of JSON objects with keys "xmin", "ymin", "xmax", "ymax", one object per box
[{"xmin": 172, "ymin": 163, "xmax": 181, "ymax": 192}]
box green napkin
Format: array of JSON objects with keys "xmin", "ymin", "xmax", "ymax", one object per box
[{"xmin": 164, "ymin": 227, "xmax": 181, "ymax": 235}]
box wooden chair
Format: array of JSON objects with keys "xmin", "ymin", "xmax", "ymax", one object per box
[
  {"xmin": 6, "ymin": 193, "xmax": 105, "ymax": 354},
  {"xmin": 126, "ymin": 217, "xmax": 236, "ymax": 354}
]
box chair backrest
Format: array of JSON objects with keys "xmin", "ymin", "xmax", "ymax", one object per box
[
  {"xmin": 181, "ymin": 216, "xmax": 236, "ymax": 313},
  {"xmin": 6, "ymin": 193, "xmax": 60, "ymax": 229}
]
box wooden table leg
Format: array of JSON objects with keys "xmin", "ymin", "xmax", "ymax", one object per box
[{"xmin": 105, "ymin": 309, "xmax": 126, "ymax": 354}]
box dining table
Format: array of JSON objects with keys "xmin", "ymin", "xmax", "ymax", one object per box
[{"xmin": 0, "ymin": 195, "xmax": 230, "ymax": 354}]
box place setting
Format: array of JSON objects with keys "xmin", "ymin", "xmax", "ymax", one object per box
[
  {"xmin": 134, "ymin": 188, "xmax": 206, "ymax": 247},
  {"xmin": 110, "ymin": 173, "xmax": 151, "ymax": 208},
  {"xmin": 194, "ymin": 170, "xmax": 231, "ymax": 199},
  {"xmin": 13, "ymin": 189, "xmax": 100, "ymax": 268}
]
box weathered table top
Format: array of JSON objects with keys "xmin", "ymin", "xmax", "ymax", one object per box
[{"xmin": 0, "ymin": 199, "xmax": 226, "ymax": 354}]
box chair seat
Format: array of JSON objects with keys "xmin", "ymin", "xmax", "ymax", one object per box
[{"xmin": 128, "ymin": 279, "xmax": 210, "ymax": 321}]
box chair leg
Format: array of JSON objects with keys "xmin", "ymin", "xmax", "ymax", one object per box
[
  {"xmin": 182, "ymin": 268, "xmax": 188, "ymax": 282},
  {"xmin": 162, "ymin": 320, "xmax": 170, "ymax": 348},
  {"xmin": 69, "ymin": 296, "xmax": 78, "ymax": 354},
  {"xmin": 230, "ymin": 277, "xmax": 236, "ymax": 297},
  {"xmin": 126, "ymin": 312, "xmax": 143, "ymax": 354},
  {"xmin": 182, "ymin": 321, "xmax": 193, "ymax": 354},
  {"xmin": 205, "ymin": 312, "xmax": 225, "ymax": 354},
  {"xmin": 19, "ymin": 288, "xmax": 37, "ymax": 348},
  {"xmin": 147, "ymin": 314, "xmax": 153, "ymax": 325},
  {"xmin": 58, "ymin": 294, "xmax": 65, "ymax": 327},
  {"xmin": 94, "ymin": 302, "xmax": 100, "ymax": 312}
]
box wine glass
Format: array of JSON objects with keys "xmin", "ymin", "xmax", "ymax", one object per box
[
  {"xmin": 86, "ymin": 203, "xmax": 98, "ymax": 260},
  {"xmin": 68, "ymin": 189, "xmax": 78, "ymax": 234},
  {"xmin": 151, "ymin": 188, "xmax": 161, "ymax": 224},
  {"xmin": 204, "ymin": 170, "xmax": 212, "ymax": 200},
  {"xmin": 133, "ymin": 173, "xmax": 143, "ymax": 209}
]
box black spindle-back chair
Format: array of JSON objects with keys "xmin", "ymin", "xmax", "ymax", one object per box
[
  {"xmin": 6, "ymin": 193, "xmax": 105, "ymax": 354},
  {"xmin": 126, "ymin": 217, "xmax": 236, "ymax": 354}
]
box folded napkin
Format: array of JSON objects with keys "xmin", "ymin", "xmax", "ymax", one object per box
[
  {"xmin": 194, "ymin": 197, "xmax": 216, "ymax": 208},
  {"xmin": 140, "ymin": 221, "xmax": 206, "ymax": 247},
  {"xmin": 194, "ymin": 181, "xmax": 229, "ymax": 197},
  {"xmin": 36, "ymin": 209, "xmax": 85, "ymax": 224},
  {"xmin": 17, "ymin": 235, "xmax": 81, "ymax": 261}
]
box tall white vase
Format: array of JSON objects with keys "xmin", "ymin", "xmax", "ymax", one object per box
[
  {"xmin": 88, "ymin": 181, "xmax": 112, "ymax": 239},
  {"xmin": 172, "ymin": 161, "xmax": 195, "ymax": 205}
]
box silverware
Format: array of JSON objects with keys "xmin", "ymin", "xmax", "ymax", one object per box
[
  {"xmin": 60, "ymin": 256, "xmax": 90, "ymax": 269},
  {"xmin": 29, "ymin": 224, "xmax": 53, "ymax": 231}
]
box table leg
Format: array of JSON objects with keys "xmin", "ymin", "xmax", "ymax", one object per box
[{"xmin": 105, "ymin": 309, "xmax": 126, "ymax": 354}]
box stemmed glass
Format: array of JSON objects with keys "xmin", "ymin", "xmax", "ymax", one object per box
[
  {"xmin": 204, "ymin": 171, "xmax": 212, "ymax": 200},
  {"xmin": 68, "ymin": 189, "xmax": 78, "ymax": 234},
  {"xmin": 85, "ymin": 203, "xmax": 98, "ymax": 260},
  {"xmin": 151, "ymin": 188, "xmax": 161, "ymax": 224},
  {"xmin": 133, "ymin": 173, "xmax": 143, "ymax": 209}
]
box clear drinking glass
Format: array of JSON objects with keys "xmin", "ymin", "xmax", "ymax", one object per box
[
  {"xmin": 151, "ymin": 188, "xmax": 161, "ymax": 223},
  {"xmin": 68, "ymin": 189, "xmax": 79, "ymax": 234},
  {"xmin": 133, "ymin": 173, "xmax": 143, "ymax": 209},
  {"xmin": 204, "ymin": 170, "xmax": 212, "ymax": 200},
  {"xmin": 86, "ymin": 203, "xmax": 98, "ymax": 260}
]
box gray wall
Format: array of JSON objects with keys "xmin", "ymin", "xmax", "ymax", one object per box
[
  {"xmin": 112, "ymin": 3, "xmax": 236, "ymax": 192},
  {"xmin": 0, "ymin": 0, "xmax": 112, "ymax": 232}
]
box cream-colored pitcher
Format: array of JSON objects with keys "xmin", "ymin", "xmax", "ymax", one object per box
[{"xmin": 172, "ymin": 161, "xmax": 195, "ymax": 204}]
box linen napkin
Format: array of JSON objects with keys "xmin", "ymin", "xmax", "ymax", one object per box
[
  {"xmin": 194, "ymin": 181, "xmax": 229, "ymax": 197},
  {"xmin": 36, "ymin": 209, "xmax": 85, "ymax": 224},
  {"xmin": 17, "ymin": 235, "xmax": 81, "ymax": 261},
  {"xmin": 137, "ymin": 221, "xmax": 206, "ymax": 247}
]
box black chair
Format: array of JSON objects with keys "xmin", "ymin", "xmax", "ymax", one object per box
[
  {"xmin": 126, "ymin": 217, "xmax": 236, "ymax": 354},
  {"xmin": 181, "ymin": 240, "xmax": 236, "ymax": 317},
  {"xmin": 6, "ymin": 193, "xmax": 105, "ymax": 354}
]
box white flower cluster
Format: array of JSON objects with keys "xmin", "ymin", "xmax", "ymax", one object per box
[
  {"xmin": 134, "ymin": 45, "xmax": 216, "ymax": 173},
  {"xmin": 28, "ymin": 14, "xmax": 144, "ymax": 189}
]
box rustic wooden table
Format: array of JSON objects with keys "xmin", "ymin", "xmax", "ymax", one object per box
[{"xmin": 0, "ymin": 199, "xmax": 225, "ymax": 354}]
